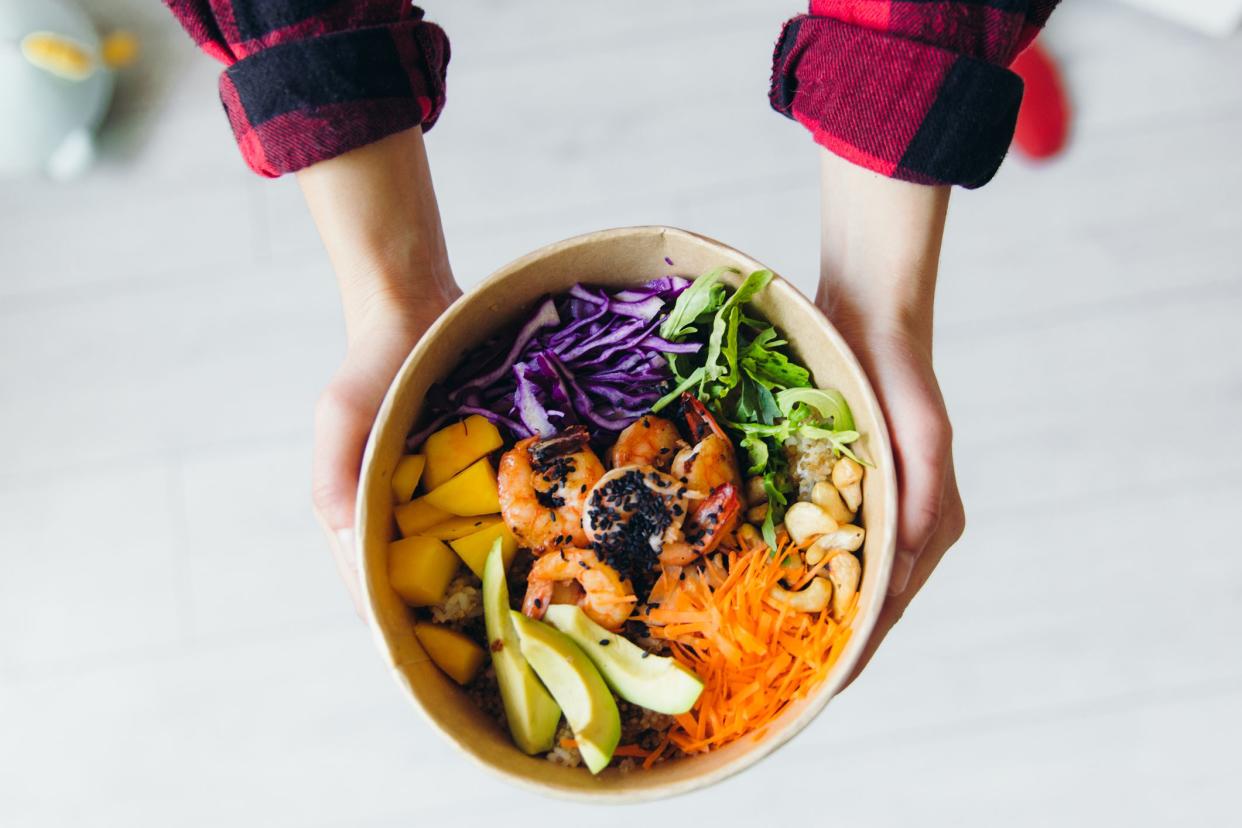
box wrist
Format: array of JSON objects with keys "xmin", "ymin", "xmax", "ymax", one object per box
[
  {"xmin": 337, "ymin": 253, "xmax": 457, "ymax": 340},
  {"xmin": 817, "ymin": 148, "xmax": 949, "ymax": 347}
]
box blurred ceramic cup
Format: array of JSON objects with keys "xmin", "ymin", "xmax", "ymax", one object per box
[{"xmin": 357, "ymin": 227, "xmax": 896, "ymax": 801}]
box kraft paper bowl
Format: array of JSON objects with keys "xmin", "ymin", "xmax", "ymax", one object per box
[{"xmin": 357, "ymin": 226, "xmax": 897, "ymax": 801}]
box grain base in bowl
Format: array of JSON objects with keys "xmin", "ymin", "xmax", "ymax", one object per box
[{"xmin": 357, "ymin": 227, "xmax": 896, "ymax": 801}]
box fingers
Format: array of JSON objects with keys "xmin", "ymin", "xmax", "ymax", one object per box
[
  {"xmin": 313, "ymin": 369, "xmax": 387, "ymax": 619},
  {"xmin": 845, "ymin": 459, "xmax": 965, "ymax": 686},
  {"xmin": 868, "ymin": 341, "xmax": 954, "ymax": 595},
  {"xmin": 312, "ymin": 372, "xmax": 377, "ymax": 532}
]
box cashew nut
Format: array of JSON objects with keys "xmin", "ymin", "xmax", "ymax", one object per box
[
  {"xmin": 784, "ymin": 501, "xmax": 839, "ymax": 547},
  {"xmin": 839, "ymin": 482, "xmax": 862, "ymax": 513},
  {"xmin": 765, "ymin": 576, "xmax": 832, "ymax": 613},
  {"xmin": 808, "ymin": 523, "xmax": 865, "ymax": 555},
  {"xmin": 745, "ymin": 475, "xmax": 767, "ymax": 505},
  {"xmin": 804, "ymin": 543, "xmax": 838, "ymax": 567},
  {"xmin": 827, "ymin": 553, "xmax": 861, "ymax": 619},
  {"xmin": 832, "ymin": 458, "xmax": 863, "ymax": 512},
  {"xmin": 746, "ymin": 502, "xmax": 769, "ymax": 523},
  {"xmin": 811, "ymin": 480, "xmax": 855, "ymax": 523},
  {"xmin": 832, "ymin": 456, "xmax": 862, "ymax": 488}
]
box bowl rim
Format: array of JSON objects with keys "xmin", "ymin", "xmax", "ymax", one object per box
[{"xmin": 356, "ymin": 225, "xmax": 897, "ymax": 801}]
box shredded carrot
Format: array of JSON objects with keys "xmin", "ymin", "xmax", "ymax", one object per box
[
  {"xmin": 612, "ymin": 745, "xmax": 649, "ymax": 758},
  {"xmin": 560, "ymin": 738, "xmax": 649, "ymax": 760},
  {"xmin": 639, "ymin": 535, "xmax": 858, "ymax": 754}
]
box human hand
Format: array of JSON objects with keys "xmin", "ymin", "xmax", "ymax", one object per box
[
  {"xmin": 312, "ymin": 292, "xmax": 458, "ymax": 614},
  {"xmin": 816, "ymin": 148, "xmax": 966, "ymax": 682},
  {"xmin": 820, "ymin": 303, "xmax": 965, "ymax": 681},
  {"xmin": 297, "ymin": 126, "xmax": 457, "ymax": 614}
]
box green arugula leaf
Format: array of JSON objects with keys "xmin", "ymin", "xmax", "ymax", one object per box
[
  {"xmin": 659, "ymin": 267, "xmax": 732, "ymax": 339},
  {"xmin": 741, "ymin": 326, "xmax": 811, "ymax": 390},
  {"xmin": 701, "ymin": 270, "xmax": 774, "ymax": 393},
  {"xmin": 761, "ymin": 471, "xmax": 789, "ymax": 550},
  {"xmin": 754, "ymin": 382, "xmax": 782, "ymax": 425},
  {"xmin": 735, "ymin": 376, "xmax": 761, "ymax": 424},
  {"xmin": 739, "ymin": 433, "xmax": 769, "ymax": 475},
  {"xmin": 651, "ymin": 366, "xmax": 705, "ymax": 413}
]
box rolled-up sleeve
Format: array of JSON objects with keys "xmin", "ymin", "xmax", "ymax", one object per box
[
  {"xmin": 164, "ymin": 1, "xmax": 449, "ymax": 177},
  {"xmin": 770, "ymin": 1, "xmax": 1059, "ymax": 188}
]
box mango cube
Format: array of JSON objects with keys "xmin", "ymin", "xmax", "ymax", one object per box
[
  {"xmin": 422, "ymin": 458, "xmax": 500, "ymax": 516},
  {"xmin": 390, "ymin": 454, "xmax": 426, "ymax": 503},
  {"xmin": 422, "ymin": 514, "xmax": 503, "ymax": 541},
  {"xmin": 450, "ymin": 521, "xmax": 518, "ymax": 579},
  {"xmin": 388, "ymin": 536, "xmax": 459, "ymax": 606},
  {"xmin": 394, "ymin": 496, "xmax": 452, "ymax": 537},
  {"xmin": 414, "ymin": 623, "xmax": 487, "ymax": 685},
  {"xmin": 421, "ymin": 415, "xmax": 503, "ymax": 490}
]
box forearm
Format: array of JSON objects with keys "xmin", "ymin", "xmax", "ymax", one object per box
[
  {"xmin": 297, "ymin": 126, "xmax": 457, "ymax": 339},
  {"xmin": 817, "ymin": 149, "xmax": 950, "ymax": 347}
]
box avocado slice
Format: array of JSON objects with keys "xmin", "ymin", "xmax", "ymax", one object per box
[
  {"xmin": 482, "ymin": 541, "xmax": 561, "ymax": 755},
  {"xmin": 509, "ymin": 611, "xmax": 621, "ymax": 774},
  {"xmin": 543, "ymin": 604, "xmax": 704, "ymax": 715}
]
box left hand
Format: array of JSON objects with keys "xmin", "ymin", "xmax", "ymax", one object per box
[
  {"xmin": 297, "ymin": 127, "xmax": 458, "ymax": 615},
  {"xmin": 312, "ymin": 293, "xmax": 457, "ymax": 614},
  {"xmin": 815, "ymin": 148, "xmax": 966, "ymax": 683},
  {"xmin": 820, "ymin": 303, "xmax": 966, "ymax": 682}
]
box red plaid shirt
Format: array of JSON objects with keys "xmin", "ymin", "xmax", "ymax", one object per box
[{"xmin": 166, "ymin": 1, "xmax": 1057, "ymax": 187}]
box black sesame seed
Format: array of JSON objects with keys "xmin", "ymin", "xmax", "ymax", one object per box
[
  {"xmin": 641, "ymin": 650, "xmax": 650, "ymax": 659},
  {"xmin": 599, "ymin": 639, "xmax": 610, "ymax": 646},
  {"xmin": 534, "ymin": 598, "xmax": 543, "ymax": 608}
]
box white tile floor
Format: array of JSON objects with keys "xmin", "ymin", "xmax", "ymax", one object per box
[{"xmin": 2, "ymin": 1, "xmax": 1240, "ymax": 825}]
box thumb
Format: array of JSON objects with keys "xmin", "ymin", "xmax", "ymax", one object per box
[{"xmin": 312, "ymin": 358, "xmax": 395, "ymax": 616}]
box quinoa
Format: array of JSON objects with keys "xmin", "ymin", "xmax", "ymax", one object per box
[
  {"xmin": 543, "ymin": 704, "xmax": 681, "ymax": 771},
  {"xmin": 785, "ymin": 433, "xmax": 839, "ymax": 499},
  {"xmin": 430, "ymin": 573, "xmax": 483, "ymax": 626},
  {"xmin": 466, "ymin": 664, "xmax": 505, "ymax": 729},
  {"xmin": 546, "ymin": 720, "xmax": 581, "ymax": 768}
]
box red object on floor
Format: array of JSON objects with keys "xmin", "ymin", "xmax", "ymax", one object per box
[{"xmin": 1011, "ymin": 43, "xmax": 1070, "ymax": 160}]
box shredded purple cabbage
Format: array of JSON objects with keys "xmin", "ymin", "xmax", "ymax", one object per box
[{"xmin": 408, "ymin": 277, "xmax": 695, "ymax": 448}]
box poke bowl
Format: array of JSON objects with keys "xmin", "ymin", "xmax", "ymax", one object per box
[{"xmin": 357, "ymin": 226, "xmax": 897, "ymax": 801}]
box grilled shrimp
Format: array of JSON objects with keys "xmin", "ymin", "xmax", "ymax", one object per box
[
  {"xmin": 497, "ymin": 426, "xmax": 605, "ymax": 552},
  {"xmin": 671, "ymin": 393, "xmax": 743, "ymax": 494},
  {"xmin": 663, "ymin": 394, "xmax": 743, "ymax": 560},
  {"xmin": 583, "ymin": 465, "xmax": 741, "ymax": 573},
  {"xmin": 521, "ymin": 547, "xmax": 636, "ymax": 631},
  {"xmin": 609, "ymin": 415, "xmax": 685, "ymax": 471}
]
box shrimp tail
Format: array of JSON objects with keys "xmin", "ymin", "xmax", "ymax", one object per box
[
  {"xmin": 681, "ymin": 392, "xmax": 727, "ymax": 442},
  {"xmin": 690, "ymin": 482, "xmax": 742, "ymax": 557},
  {"xmin": 522, "ymin": 579, "xmax": 554, "ymax": 620},
  {"xmin": 529, "ymin": 425, "xmax": 591, "ymax": 465}
]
